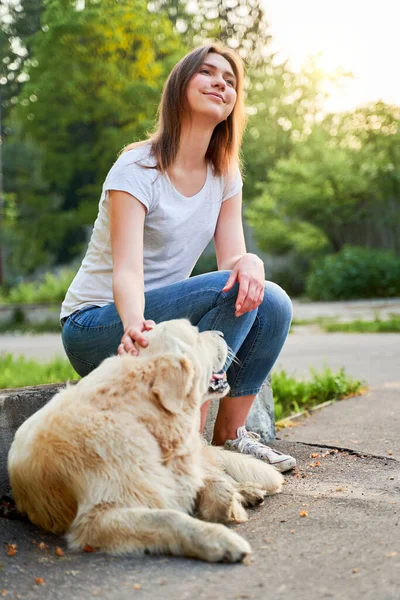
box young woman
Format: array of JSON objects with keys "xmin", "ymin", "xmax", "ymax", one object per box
[{"xmin": 60, "ymin": 43, "xmax": 296, "ymax": 472}]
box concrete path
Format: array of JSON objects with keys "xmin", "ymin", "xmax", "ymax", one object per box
[{"xmin": 1, "ymin": 408, "xmax": 398, "ymax": 600}]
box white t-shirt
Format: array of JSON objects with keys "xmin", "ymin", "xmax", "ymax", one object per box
[{"xmin": 60, "ymin": 143, "xmax": 243, "ymax": 319}]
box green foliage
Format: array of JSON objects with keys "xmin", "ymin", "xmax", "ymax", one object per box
[
  {"xmin": 242, "ymin": 59, "xmax": 338, "ymax": 203},
  {"xmin": 306, "ymin": 246, "xmax": 400, "ymax": 301},
  {"xmin": 272, "ymin": 366, "xmax": 363, "ymax": 421},
  {"xmin": 0, "ymin": 353, "xmax": 362, "ymax": 422},
  {"xmin": 4, "ymin": 0, "xmax": 184, "ymax": 278},
  {"xmin": 0, "ymin": 353, "xmax": 79, "ymax": 390},
  {"xmin": 191, "ymin": 253, "xmax": 218, "ymax": 277},
  {"xmin": 247, "ymin": 102, "xmax": 400, "ymax": 288},
  {"xmin": 0, "ymin": 0, "xmax": 44, "ymax": 121},
  {"xmin": 323, "ymin": 314, "xmax": 400, "ymax": 333},
  {"xmin": 0, "ymin": 319, "xmax": 61, "ymax": 334},
  {"xmin": 0, "ymin": 268, "xmax": 75, "ymax": 304}
]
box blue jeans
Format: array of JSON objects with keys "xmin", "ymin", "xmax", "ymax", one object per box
[{"xmin": 61, "ymin": 271, "xmax": 292, "ymax": 397}]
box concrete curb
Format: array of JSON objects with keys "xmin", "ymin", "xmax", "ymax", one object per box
[
  {"xmin": 0, "ymin": 378, "xmax": 275, "ymax": 498},
  {"xmin": 0, "ymin": 383, "xmax": 68, "ymax": 497}
]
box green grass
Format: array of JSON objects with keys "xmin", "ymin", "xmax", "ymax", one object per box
[
  {"xmin": 272, "ymin": 366, "xmax": 364, "ymax": 421},
  {"xmin": 323, "ymin": 314, "xmax": 400, "ymax": 333},
  {"xmin": 1, "ymin": 354, "xmax": 364, "ymax": 423},
  {"xmin": 0, "ymin": 353, "xmax": 79, "ymax": 389}
]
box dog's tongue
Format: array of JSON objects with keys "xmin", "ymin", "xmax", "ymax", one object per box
[{"xmin": 211, "ymin": 373, "xmax": 225, "ymax": 381}]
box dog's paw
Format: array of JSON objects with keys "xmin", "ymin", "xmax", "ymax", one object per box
[
  {"xmin": 194, "ymin": 523, "xmax": 251, "ymax": 563},
  {"xmin": 237, "ymin": 482, "xmax": 268, "ymax": 507},
  {"xmin": 227, "ymin": 494, "xmax": 248, "ymax": 524}
]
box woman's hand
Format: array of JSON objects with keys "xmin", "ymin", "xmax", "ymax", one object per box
[
  {"xmin": 118, "ymin": 319, "xmax": 156, "ymax": 356},
  {"xmin": 222, "ymin": 253, "xmax": 265, "ymax": 317}
]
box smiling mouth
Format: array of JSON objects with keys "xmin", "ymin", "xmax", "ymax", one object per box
[{"xmin": 206, "ymin": 93, "xmax": 224, "ymax": 102}]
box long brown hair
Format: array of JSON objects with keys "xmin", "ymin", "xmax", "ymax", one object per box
[{"xmin": 121, "ymin": 43, "xmax": 246, "ymax": 177}]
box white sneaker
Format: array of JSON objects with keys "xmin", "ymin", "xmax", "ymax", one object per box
[{"xmin": 224, "ymin": 426, "xmax": 296, "ymax": 473}]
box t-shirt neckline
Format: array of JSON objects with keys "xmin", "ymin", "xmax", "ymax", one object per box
[{"xmin": 165, "ymin": 163, "xmax": 210, "ymax": 200}]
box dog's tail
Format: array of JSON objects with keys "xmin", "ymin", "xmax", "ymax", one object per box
[{"xmin": 205, "ymin": 445, "xmax": 284, "ymax": 494}]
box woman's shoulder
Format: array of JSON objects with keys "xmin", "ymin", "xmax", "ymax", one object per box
[
  {"xmin": 105, "ymin": 142, "xmax": 157, "ymax": 184},
  {"xmin": 115, "ymin": 142, "xmax": 155, "ymax": 168}
]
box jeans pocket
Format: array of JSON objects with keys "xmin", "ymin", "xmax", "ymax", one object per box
[{"xmin": 64, "ymin": 347, "xmax": 95, "ymax": 378}]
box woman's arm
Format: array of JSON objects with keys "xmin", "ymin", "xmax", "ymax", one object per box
[
  {"xmin": 109, "ymin": 190, "xmax": 155, "ymax": 355},
  {"xmin": 214, "ymin": 191, "xmax": 265, "ymax": 317},
  {"xmin": 214, "ymin": 191, "xmax": 247, "ymax": 270}
]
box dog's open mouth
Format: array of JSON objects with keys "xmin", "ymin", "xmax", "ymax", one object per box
[{"xmin": 207, "ymin": 373, "xmax": 229, "ymax": 396}]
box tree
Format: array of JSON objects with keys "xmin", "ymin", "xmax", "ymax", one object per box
[
  {"xmin": 246, "ymin": 101, "xmax": 400, "ymax": 266},
  {"xmin": 0, "ymin": 0, "xmax": 44, "ymax": 123},
  {"xmin": 4, "ymin": 0, "xmax": 184, "ymax": 276}
]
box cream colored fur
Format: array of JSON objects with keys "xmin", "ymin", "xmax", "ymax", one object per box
[{"xmin": 8, "ymin": 319, "xmax": 283, "ymax": 563}]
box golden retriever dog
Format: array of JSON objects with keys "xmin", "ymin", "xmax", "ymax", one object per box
[{"xmin": 8, "ymin": 319, "xmax": 283, "ymax": 563}]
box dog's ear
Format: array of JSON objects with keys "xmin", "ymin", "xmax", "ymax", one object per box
[{"xmin": 152, "ymin": 355, "xmax": 195, "ymax": 414}]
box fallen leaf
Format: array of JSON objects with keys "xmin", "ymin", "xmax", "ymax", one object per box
[
  {"xmin": 133, "ymin": 584, "xmax": 141, "ymax": 590},
  {"xmin": 386, "ymin": 552, "xmax": 398, "ymax": 558},
  {"xmin": 335, "ymin": 487, "xmax": 344, "ymax": 492},
  {"xmin": 315, "ymin": 461, "xmax": 321, "ymax": 467},
  {"xmin": 1, "ymin": 591, "xmax": 7, "ymax": 596},
  {"xmin": 388, "ymin": 451, "xmax": 393, "ymax": 456},
  {"xmin": 55, "ymin": 547, "xmax": 64, "ymax": 557},
  {"xmin": 290, "ymin": 529, "xmax": 295, "ymax": 534},
  {"xmin": 311, "ymin": 453, "xmax": 320, "ymax": 458},
  {"xmin": 84, "ymin": 544, "xmax": 96, "ymax": 553},
  {"xmin": 299, "ymin": 511, "xmax": 308, "ymax": 517},
  {"xmin": 35, "ymin": 578, "xmax": 45, "ymax": 585},
  {"xmin": 6, "ymin": 545, "xmax": 17, "ymax": 557},
  {"xmin": 352, "ymin": 568, "xmax": 359, "ymax": 574},
  {"xmin": 37, "ymin": 542, "xmax": 48, "ymax": 550}
]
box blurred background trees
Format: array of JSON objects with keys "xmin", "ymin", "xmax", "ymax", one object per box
[{"xmin": 1, "ymin": 0, "xmax": 399, "ymax": 299}]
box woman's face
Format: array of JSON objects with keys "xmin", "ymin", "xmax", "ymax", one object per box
[{"xmin": 186, "ymin": 52, "xmax": 237, "ymax": 125}]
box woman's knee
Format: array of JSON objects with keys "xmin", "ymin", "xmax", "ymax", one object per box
[{"xmin": 260, "ymin": 281, "xmax": 293, "ymax": 324}]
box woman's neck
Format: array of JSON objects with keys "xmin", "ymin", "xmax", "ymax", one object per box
[{"xmin": 174, "ymin": 120, "xmax": 214, "ymax": 171}]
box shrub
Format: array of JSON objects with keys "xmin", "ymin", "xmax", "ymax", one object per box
[
  {"xmin": 306, "ymin": 246, "xmax": 400, "ymax": 301},
  {"xmin": 0, "ymin": 268, "xmax": 76, "ymax": 305},
  {"xmin": 191, "ymin": 253, "xmax": 218, "ymax": 277}
]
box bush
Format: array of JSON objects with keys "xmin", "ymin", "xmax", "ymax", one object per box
[
  {"xmin": 191, "ymin": 253, "xmax": 218, "ymax": 277},
  {"xmin": 0, "ymin": 268, "xmax": 76, "ymax": 305},
  {"xmin": 306, "ymin": 246, "xmax": 400, "ymax": 301}
]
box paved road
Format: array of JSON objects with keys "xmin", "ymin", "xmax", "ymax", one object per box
[
  {"xmin": 1, "ymin": 330, "xmax": 398, "ymax": 390},
  {"xmin": 0, "ymin": 332, "xmax": 65, "ymax": 362},
  {"xmin": 276, "ymin": 331, "xmax": 400, "ymax": 387}
]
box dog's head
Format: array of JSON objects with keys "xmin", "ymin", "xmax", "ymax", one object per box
[{"xmin": 136, "ymin": 319, "xmax": 229, "ymax": 414}]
